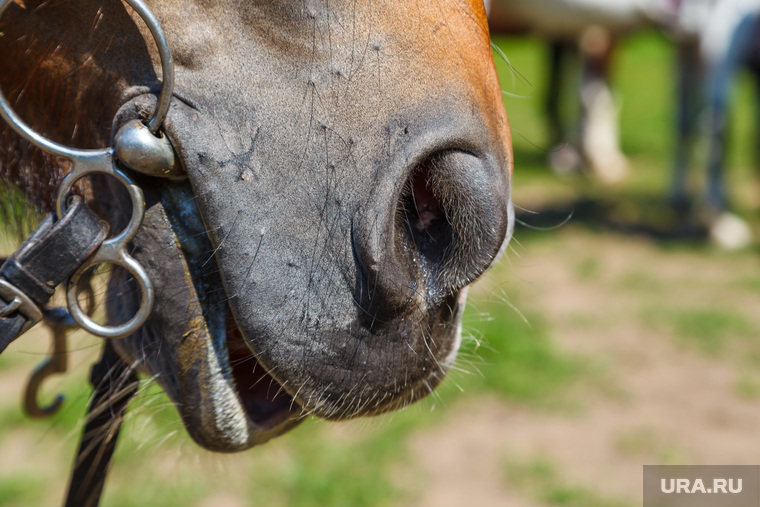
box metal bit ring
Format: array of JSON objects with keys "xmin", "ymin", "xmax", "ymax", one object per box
[
  {"xmin": 66, "ymin": 250, "xmax": 153, "ymax": 339},
  {"xmin": 57, "ymin": 162, "xmax": 153, "ymax": 339},
  {"xmin": 55, "ymin": 155, "xmax": 146, "ymax": 247}
]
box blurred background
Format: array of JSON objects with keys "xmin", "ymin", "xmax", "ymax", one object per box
[{"xmin": 2, "ymin": 3, "xmax": 760, "ymax": 506}]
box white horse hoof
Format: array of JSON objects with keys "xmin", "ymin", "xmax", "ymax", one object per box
[
  {"xmin": 548, "ymin": 144, "xmax": 582, "ymax": 175},
  {"xmin": 710, "ymin": 212, "xmax": 753, "ymax": 250},
  {"xmin": 587, "ymin": 151, "xmax": 630, "ymax": 184}
]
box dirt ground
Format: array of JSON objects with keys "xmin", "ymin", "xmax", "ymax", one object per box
[
  {"xmin": 3, "ymin": 210, "xmax": 760, "ymax": 507},
  {"xmin": 404, "ymin": 225, "xmax": 760, "ymax": 506}
]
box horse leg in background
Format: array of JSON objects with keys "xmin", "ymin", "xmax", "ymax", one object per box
[
  {"xmin": 753, "ymin": 42, "xmax": 760, "ymax": 175},
  {"xmin": 670, "ymin": 40, "xmax": 702, "ymax": 218},
  {"xmin": 546, "ymin": 40, "xmax": 584, "ymax": 174},
  {"xmin": 578, "ymin": 25, "xmax": 629, "ymax": 183},
  {"xmin": 702, "ymin": 12, "xmax": 758, "ymax": 249},
  {"xmin": 546, "ymin": 41, "xmax": 569, "ymax": 148}
]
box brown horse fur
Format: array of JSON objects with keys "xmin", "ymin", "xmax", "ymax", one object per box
[{"xmin": 0, "ymin": 0, "xmax": 154, "ymax": 210}]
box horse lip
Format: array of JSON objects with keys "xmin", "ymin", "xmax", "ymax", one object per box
[
  {"xmin": 110, "ymin": 97, "xmax": 306, "ymax": 449},
  {"xmin": 225, "ymin": 309, "xmax": 304, "ymax": 431},
  {"xmin": 124, "ymin": 186, "xmax": 304, "ymax": 451}
]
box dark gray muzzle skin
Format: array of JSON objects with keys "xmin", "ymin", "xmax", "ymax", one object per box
[
  {"xmin": 105, "ymin": 1, "xmax": 513, "ymax": 451},
  {"xmin": 168, "ymin": 99, "xmax": 509, "ymax": 402}
]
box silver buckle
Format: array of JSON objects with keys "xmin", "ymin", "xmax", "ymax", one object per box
[{"xmin": 0, "ymin": 279, "xmax": 43, "ymax": 335}]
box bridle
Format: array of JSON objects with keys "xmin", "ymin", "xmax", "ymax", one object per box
[{"xmin": 0, "ymin": 0, "xmax": 179, "ymax": 504}]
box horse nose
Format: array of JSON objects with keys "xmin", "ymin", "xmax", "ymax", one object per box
[{"xmin": 354, "ymin": 149, "xmax": 511, "ymax": 323}]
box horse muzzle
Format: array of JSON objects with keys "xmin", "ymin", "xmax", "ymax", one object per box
[{"xmin": 105, "ymin": 86, "xmax": 513, "ymax": 452}]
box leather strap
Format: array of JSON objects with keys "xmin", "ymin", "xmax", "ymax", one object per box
[
  {"xmin": 64, "ymin": 341, "xmax": 139, "ymax": 507},
  {"xmin": 0, "ymin": 196, "xmax": 108, "ymax": 352}
]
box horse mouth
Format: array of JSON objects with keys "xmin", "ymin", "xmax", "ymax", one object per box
[
  {"xmin": 116, "ymin": 189, "xmax": 305, "ymax": 451},
  {"xmin": 225, "ymin": 313, "xmax": 300, "ymax": 431}
]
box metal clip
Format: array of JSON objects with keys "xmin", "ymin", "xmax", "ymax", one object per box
[{"xmin": 0, "ymin": 279, "xmax": 43, "ymax": 335}]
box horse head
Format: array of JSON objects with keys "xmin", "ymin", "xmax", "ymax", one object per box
[{"xmin": 0, "ymin": 0, "xmax": 513, "ymax": 452}]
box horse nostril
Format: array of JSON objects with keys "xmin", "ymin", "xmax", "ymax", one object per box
[
  {"xmin": 397, "ymin": 150, "xmax": 510, "ymax": 295},
  {"xmin": 399, "ymin": 157, "xmax": 452, "ymax": 269},
  {"xmin": 410, "ymin": 163, "xmax": 442, "ymax": 231},
  {"xmin": 353, "ymin": 149, "xmax": 509, "ymax": 324}
]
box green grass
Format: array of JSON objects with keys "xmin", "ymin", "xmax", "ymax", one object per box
[
  {"xmin": 456, "ymin": 302, "xmax": 586, "ymax": 405},
  {"xmin": 733, "ymin": 370, "xmax": 760, "ymax": 400},
  {"xmin": 617, "ymin": 270, "xmax": 662, "ymax": 292},
  {"xmin": 0, "ymin": 474, "xmax": 47, "ymax": 507},
  {"xmin": 615, "ymin": 426, "xmax": 686, "ymax": 464},
  {"xmin": 732, "ymin": 274, "xmax": 760, "ymax": 294},
  {"xmin": 575, "ymin": 256, "xmax": 601, "ymax": 281},
  {"xmin": 643, "ymin": 306, "xmax": 757, "ymax": 355},
  {"xmin": 504, "ymin": 458, "xmax": 634, "ymax": 507}
]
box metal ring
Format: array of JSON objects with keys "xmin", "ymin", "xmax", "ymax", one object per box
[
  {"xmin": 124, "ymin": 0, "xmax": 174, "ymax": 134},
  {"xmin": 66, "ymin": 251, "xmax": 154, "ymax": 339},
  {"xmin": 55, "ymin": 155, "xmax": 146, "ymax": 248},
  {"xmin": 0, "ymin": 297, "xmax": 21, "ymax": 318},
  {"xmin": 0, "ymin": 0, "xmax": 174, "ymax": 153}
]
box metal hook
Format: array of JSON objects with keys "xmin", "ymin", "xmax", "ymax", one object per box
[
  {"xmin": 24, "ymin": 314, "xmax": 69, "ymax": 418},
  {"xmin": 24, "ymin": 285, "xmax": 96, "ymax": 418}
]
